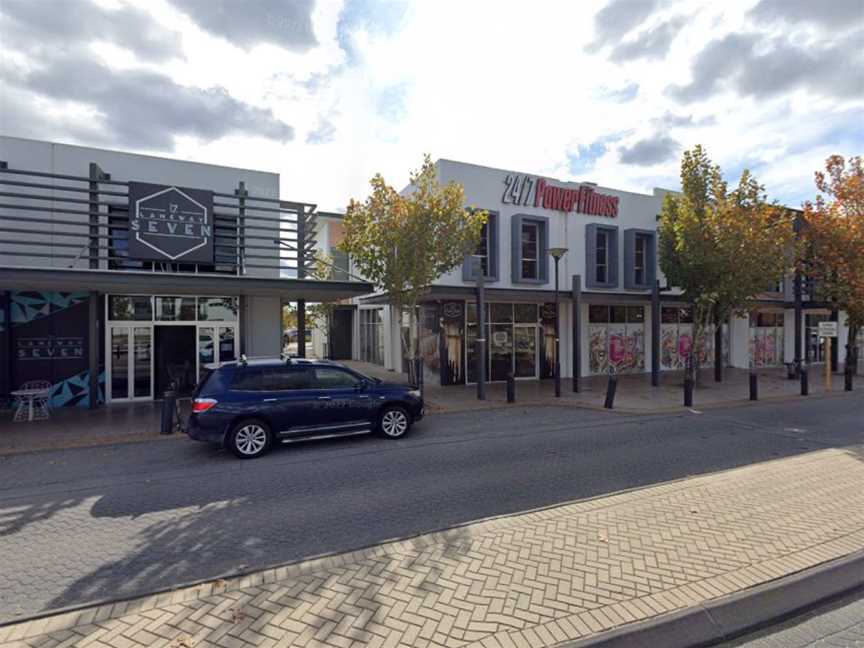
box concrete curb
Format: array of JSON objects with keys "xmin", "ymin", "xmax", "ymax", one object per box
[
  {"xmin": 564, "ymin": 548, "xmax": 864, "ymax": 648},
  {"xmin": 2, "ymin": 389, "xmax": 858, "ymax": 457}
]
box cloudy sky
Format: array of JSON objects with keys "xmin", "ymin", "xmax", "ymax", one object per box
[{"xmin": 1, "ymin": 0, "xmax": 862, "ymax": 209}]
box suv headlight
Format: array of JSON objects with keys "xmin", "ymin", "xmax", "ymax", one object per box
[{"xmin": 408, "ymin": 389, "xmax": 421, "ymax": 399}]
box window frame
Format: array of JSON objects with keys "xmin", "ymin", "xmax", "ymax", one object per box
[
  {"xmin": 312, "ymin": 366, "xmax": 364, "ymax": 389},
  {"xmin": 586, "ymin": 224, "xmax": 619, "ymax": 289},
  {"xmin": 634, "ymin": 235, "xmax": 646, "ymax": 286},
  {"xmin": 596, "ymin": 229, "xmax": 608, "ymax": 284},
  {"xmin": 623, "ymin": 227, "xmax": 654, "ymax": 290},
  {"xmin": 462, "ymin": 210, "xmax": 499, "ymax": 282},
  {"xmin": 511, "ymin": 214, "xmax": 549, "ymax": 284},
  {"xmin": 520, "ymin": 221, "xmax": 540, "ymax": 280}
]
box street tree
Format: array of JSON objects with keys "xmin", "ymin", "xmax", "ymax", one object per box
[
  {"xmin": 305, "ymin": 250, "xmax": 340, "ymax": 357},
  {"xmin": 659, "ymin": 145, "xmax": 794, "ymax": 382},
  {"xmin": 801, "ymin": 155, "xmax": 864, "ymax": 374},
  {"xmin": 340, "ymin": 155, "xmax": 487, "ymax": 383}
]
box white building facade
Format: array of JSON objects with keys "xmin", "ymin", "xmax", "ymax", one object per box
[{"xmin": 351, "ymin": 159, "xmax": 857, "ymax": 385}]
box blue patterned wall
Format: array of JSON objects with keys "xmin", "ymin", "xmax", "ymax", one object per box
[{"xmin": 8, "ymin": 291, "xmax": 101, "ymax": 408}]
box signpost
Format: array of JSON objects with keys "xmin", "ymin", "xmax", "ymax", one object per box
[{"xmin": 818, "ymin": 321, "xmax": 838, "ymax": 389}]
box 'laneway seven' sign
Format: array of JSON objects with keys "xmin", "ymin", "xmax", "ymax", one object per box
[{"xmin": 128, "ymin": 182, "xmax": 215, "ymax": 263}]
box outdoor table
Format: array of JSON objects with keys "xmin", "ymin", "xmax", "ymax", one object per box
[{"xmin": 11, "ymin": 388, "xmax": 51, "ymax": 422}]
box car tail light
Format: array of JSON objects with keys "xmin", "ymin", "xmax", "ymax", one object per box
[{"xmin": 192, "ymin": 398, "xmax": 217, "ymax": 413}]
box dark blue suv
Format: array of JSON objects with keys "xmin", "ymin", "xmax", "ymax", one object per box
[{"xmin": 187, "ymin": 358, "xmax": 424, "ymax": 458}]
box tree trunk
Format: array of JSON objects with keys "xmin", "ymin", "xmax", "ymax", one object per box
[
  {"xmin": 713, "ymin": 304, "xmax": 723, "ymax": 383},
  {"xmin": 398, "ymin": 304, "xmax": 420, "ymax": 386}
]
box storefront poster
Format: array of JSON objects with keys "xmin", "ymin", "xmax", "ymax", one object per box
[
  {"xmin": 589, "ymin": 325, "xmax": 608, "ymax": 374},
  {"xmin": 441, "ymin": 301, "xmax": 464, "ymax": 385}
]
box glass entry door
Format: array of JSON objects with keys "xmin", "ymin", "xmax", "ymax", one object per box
[
  {"xmin": 108, "ymin": 325, "xmax": 152, "ymax": 401},
  {"xmin": 805, "ymin": 313, "xmax": 829, "ymax": 364},
  {"xmin": 198, "ymin": 324, "xmax": 238, "ymax": 381},
  {"xmin": 514, "ymin": 326, "xmax": 538, "ymax": 378}
]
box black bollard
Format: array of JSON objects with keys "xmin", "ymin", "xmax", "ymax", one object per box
[
  {"xmin": 684, "ymin": 378, "xmax": 694, "ymax": 407},
  {"xmin": 749, "ymin": 372, "xmax": 758, "ymax": 401},
  {"xmin": 845, "ymin": 367, "xmax": 853, "ymax": 392},
  {"xmin": 800, "ymin": 367, "xmax": 809, "ymax": 396},
  {"xmin": 161, "ymin": 390, "xmax": 176, "ymax": 434},
  {"xmin": 604, "ymin": 374, "xmax": 617, "ymax": 409},
  {"xmin": 506, "ymin": 372, "xmax": 515, "ymax": 403}
]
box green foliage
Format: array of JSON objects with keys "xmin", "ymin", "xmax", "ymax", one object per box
[
  {"xmin": 340, "ymin": 155, "xmax": 488, "ymax": 361},
  {"xmin": 305, "ymin": 250, "xmax": 338, "ymax": 337},
  {"xmin": 659, "ymin": 145, "xmax": 795, "ymax": 373}
]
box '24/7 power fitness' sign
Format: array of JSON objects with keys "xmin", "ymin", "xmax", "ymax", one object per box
[
  {"xmin": 128, "ymin": 182, "xmax": 215, "ymax": 263},
  {"xmin": 502, "ymin": 173, "xmax": 619, "ymax": 218}
]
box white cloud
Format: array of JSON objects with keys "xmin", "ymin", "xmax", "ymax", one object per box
[{"xmin": 1, "ymin": 0, "xmax": 861, "ymax": 210}]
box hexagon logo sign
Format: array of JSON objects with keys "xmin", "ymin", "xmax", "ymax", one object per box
[{"xmin": 128, "ymin": 182, "xmax": 214, "ymax": 263}]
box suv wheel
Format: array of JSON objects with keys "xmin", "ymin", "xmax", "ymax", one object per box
[
  {"xmin": 228, "ymin": 419, "xmax": 272, "ymax": 459},
  {"xmin": 378, "ymin": 405, "xmax": 410, "ymax": 439}
]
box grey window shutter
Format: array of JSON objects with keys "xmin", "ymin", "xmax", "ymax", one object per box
[
  {"xmin": 585, "ymin": 224, "xmax": 598, "ymax": 289},
  {"xmin": 462, "ymin": 210, "xmax": 499, "ymax": 282},
  {"xmin": 647, "ymin": 233, "xmax": 657, "ymax": 286},
  {"xmin": 511, "ymin": 215, "xmax": 523, "ymax": 283},
  {"xmin": 488, "ymin": 212, "xmax": 499, "ymax": 281},
  {"xmin": 623, "ymin": 229, "xmax": 635, "ymax": 290},
  {"xmin": 539, "ymin": 219, "xmax": 549, "ymax": 282},
  {"xmin": 609, "ymin": 227, "xmax": 619, "ymax": 287}
]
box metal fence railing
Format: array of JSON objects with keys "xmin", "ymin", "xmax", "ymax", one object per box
[{"xmin": 0, "ymin": 161, "xmax": 320, "ymax": 278}]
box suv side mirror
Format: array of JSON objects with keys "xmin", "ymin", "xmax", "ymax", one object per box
[{"xmin": 355, "ymin": 379, "xmax": 370, "ymax": 391}]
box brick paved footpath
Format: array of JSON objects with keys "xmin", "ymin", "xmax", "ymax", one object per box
[{"xmin": 2, "ymin": 445, "xmax": 864, "ymax": 648}]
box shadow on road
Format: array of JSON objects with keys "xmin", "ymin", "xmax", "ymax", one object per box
[{"xmin": 0, "ymin": 395, "xmax": 856, "ymax": 625}]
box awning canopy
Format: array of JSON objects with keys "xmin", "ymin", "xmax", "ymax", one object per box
[{"xmin": 0, "ymin": 266, "xmax": 374, "ymax": 301}]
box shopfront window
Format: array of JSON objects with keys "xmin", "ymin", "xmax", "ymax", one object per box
[
  {"xmin": 589, "ymin": 305, "xmax": 646, "ymax": 374},
  {"xmin": 198, "ymin": 297, "xmax": 238, "ymax": 321},
  {"xmin": 155, "ymin": 296, "xmax": 196, "ymax": 321},
  {"xmin": 466, "ymin": 302, "xmax": 541, "ymax": 382},
  {"xmin": 514, "ymin": 304, "xmax": 538, "ymax": 324},
  {"xmin": 589, "ymin": 305, "xmax": 609, "ymax": 323},
  {"xmin": 491, "ymin": 303, "xmax": 514, "ymax": 324},
  {"xmin": 109, "ymin": 295, "xmax": 153, "ymax": 321}
]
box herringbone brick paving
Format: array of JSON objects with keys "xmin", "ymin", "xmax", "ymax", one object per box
[{"xmin": 2, "ymin": 445, "xmax": 863, "ymax": 648}]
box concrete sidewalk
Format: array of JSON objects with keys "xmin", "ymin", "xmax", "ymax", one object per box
[
  {"xmin": 3, "ymin": 444, "xmax": 863, "ymax": 648},
  {"xmin": 1, "ymin": 362, "xmax": 855, "ymax": 456},
  {"xmin": 344, "ymin": 360, "xmax": 858, "ymax": 414}
]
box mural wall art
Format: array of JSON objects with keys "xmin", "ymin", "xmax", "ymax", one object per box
[{"xmin": 6, "ymin": 291, "xmax": 104, "ymax": 407}]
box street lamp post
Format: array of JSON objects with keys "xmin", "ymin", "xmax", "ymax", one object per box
[
  {"xmin": 472, "ymin": 255, "xmax": 486, "ymax": 400},
  {"xmin": 549, "ymin": 247, "xmax": 568, "ymax": 398}
]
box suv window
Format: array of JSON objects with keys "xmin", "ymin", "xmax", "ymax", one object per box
[
  {"xmin": 231, "ymin": 368, "xmax": 263, "ymax": 391},
  {"xmin": 313, "ymin": 367, "xmax": 362, "ymax": 389},
  {"xmin": 262, "ymin": 367, "xmax": 312, "ymax": 391}
]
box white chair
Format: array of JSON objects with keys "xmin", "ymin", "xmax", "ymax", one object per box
[{"xmin": 13, "ymin": 380, "xmax": 52, "ymax": 422}]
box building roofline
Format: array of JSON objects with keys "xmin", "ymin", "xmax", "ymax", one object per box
[
  {"xmin": 0, "ymin": 134, "xmax": 279, "ymax": 179},
  {"xmin": 434, "ymin": 157, "xmax": 677, "ymax": 201}
]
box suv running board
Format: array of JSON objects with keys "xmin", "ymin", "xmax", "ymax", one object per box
[{"xmin": 279, "ymin": 429, "xmax": 372, "ymax": 444}]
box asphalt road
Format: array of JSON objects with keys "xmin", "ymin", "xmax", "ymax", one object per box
[
  {"xmin": 718, "ymin": 587, "xmax": 864, "ymax": 647},
  {"xmin": 0, "ymin": 394, "xmax": 862, "ymax": 624}
]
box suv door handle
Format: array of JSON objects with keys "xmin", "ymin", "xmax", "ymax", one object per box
[
  {"xmin": 262, "ymin": 398, "xmax": 277, "ymax": 402},
  {"xmin": 317, "ymin": 396, "xmax": 331, "ymax": 400}
]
